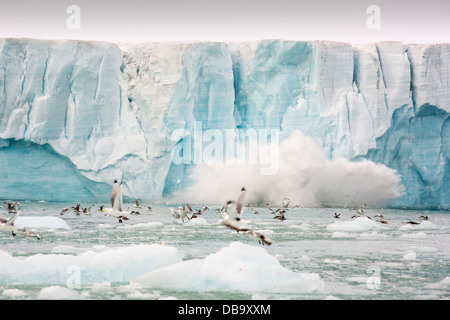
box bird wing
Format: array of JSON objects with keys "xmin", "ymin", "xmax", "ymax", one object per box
[
  {"xmin": 252, "ymin": 231, "xmax": 273, "ymax": 246},
  {"xmin": 221, "ymin": 219, "xmax": 241, "ymax": 232},
  {"xmin": 235, "ymin": 188, "xmax": 246, "ymax": 216},
  {"xmin": 110, "ymin": 182, "xmax": 119, "ymax": 208},
  {"xmin": 222, "ymin": 221, "xmax": 273, "ymax": 246},
  {"xmin": 170, "ymin": 207, "xmax": 180, "ymax": 219},
  {"xmin": 184, "ymin": 203, "xmax": 193, "ymax": 213},
  {"xmin": 112, "ymin": 182, "xmax": 124, "ymax": 212},
  {"xmin": 5, "ymin": 210, "xmax": 20, "ymax": 226}
]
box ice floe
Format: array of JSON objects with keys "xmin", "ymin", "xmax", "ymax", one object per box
[{"xmin": 132, "ymin": 242, "xmax": 324, "ymax": 293}]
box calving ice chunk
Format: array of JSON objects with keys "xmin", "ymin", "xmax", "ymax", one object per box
[{"xmin": 0, "ymin": 38, "xmax": 448, "ymax": 209}]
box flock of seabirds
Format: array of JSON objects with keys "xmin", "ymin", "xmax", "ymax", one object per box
[{"xmin": 0, "ymin": 180, "xmax": 432, "ymax": 245}]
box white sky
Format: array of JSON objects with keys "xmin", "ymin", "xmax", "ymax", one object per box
[{"xmin": 0, "ymin": 0, "xmax": 449, "ymax": 44}]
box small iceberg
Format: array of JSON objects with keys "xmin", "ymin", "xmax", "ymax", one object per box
[
  {"xmin": 15, "ymin": 216, "xmax": 70, "ymax": 230},
  {"xmin": 0, "ymin": 244, "xmax": 181, "ymax": 284},
  {"xmin": 326, "ymin": 217, "xmax": 383, "ymax": 232},
  {"xmin": 132, "ymin": 242, "xmax": 324, "ymax": 294}
]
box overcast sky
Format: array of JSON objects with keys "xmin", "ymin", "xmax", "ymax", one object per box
[{"xmin": 0, "ymin": 0, "xmax": 449, "ymax": 44}]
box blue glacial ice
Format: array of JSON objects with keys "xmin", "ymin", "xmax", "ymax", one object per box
[{"xmin": 0, "ymin": 38, "xmax": 448, "ymax": 209}]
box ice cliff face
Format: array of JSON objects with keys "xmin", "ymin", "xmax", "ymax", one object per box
[{"xmin": 0, "ymin": 38, "xmax": 448, "ymax": 209}]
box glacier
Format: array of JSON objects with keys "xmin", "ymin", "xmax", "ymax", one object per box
[{"xmin": 0, "ymin": 38, "xmax": 448, "ymax": 209}]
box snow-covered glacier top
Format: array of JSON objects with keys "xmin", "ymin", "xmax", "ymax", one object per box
[{"xmin": 0, "ymin": 38, "xmax": 448, "ymax": 209}]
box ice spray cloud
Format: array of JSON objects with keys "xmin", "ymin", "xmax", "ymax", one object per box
[{"xmin": 177, "ymin": 130, "xmax": 405, "ymax": 207}]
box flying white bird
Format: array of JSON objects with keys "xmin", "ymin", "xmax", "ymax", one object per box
[
  {"xmin": 0, "ymin": 210, "xmax": 20, "ymax": 237},
  {"xmin": 221, "ymin": 219, "xmax": 273, "ymax": 246},
  {"xmin": 21, "ymin": 228, "xmax": 42, "ymax": 240},
  {"xmin": 224, "ymin": 187, "xmax": 246, "ymax": 222},
  {"xmin": 170, "ymin": 203, "xmax": 194, "ymax": 223},
  {"xmin": 220, "ymin": 187, "xmax": 274, "ymax": 246},
  {"xmin": 0, "ymin": 210, "xmax": 42, "ymax": 240},
  {"xmin": 101, "ymin": 180, "xmax": 130, "ymax": 223}
]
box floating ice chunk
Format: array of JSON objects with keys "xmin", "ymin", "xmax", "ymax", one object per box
[
  {"xmin": 0, "ymin": 244, "xmax": 181, "ymax": 285},
  {"xmin": 159, "ymin": 296, "xmax": 178, "ymax": 300},
  {"xmin": 324, "ymin": 295, "xmax": 342, "ymax": 300},
  {"xmin": 2, "ymin": 288, "xmax": 26, "ymax": 299},
  {"xmin": 440, "ymin": 277, "xmax": 450, "ymax": 286},
  {"xmin": 287, "ymin": 224, "xmax": 309, "ymax": 230},
  {"xmin": 412, "ymin": 246, "xmax": 438, "ymax": 253},
  {"xmin": 120, "ymin": 222, "xmax": 164, "ymax": 229},
  {"xmin": 331, "ymin": 231, "xmax": 356, "ymax": 238},
  {"xmin": 97, "ymin": 224, "xmax": 114, "ymax": 229},
  {"xmin": 91, "ymin": 281, "xmax": 111, "ymax": 292},
  {"xmin": 127, "ymin": 290, "xmax": 161, "ymax": 299},
  {"xmin": 132, "ymin": 242, "xmax": 324, "ymax": 293},
  {"xmin": 15, "ymin": 216, "xmax": 70, "ymax": 230},
  {"xmin": 37, "ymin": 285, "xmax": 84, "ymax": 300},
  {"xmin": 425, "ymin": 277, "xmax": 450, "ymax": 289},
  {"xmin": 398, "ymin": 221, "xmax": 439, "ymax": 231},
  {"xmin": 359, "ymin": 231, "xmax": 389, "ymax": 239},
  {"xmin": 326, "ymin": 217, "xmax": 382, "ymax": 232},
  {"xmin": 323, "ymin": 258, "xmax": 357, "ymax": 265},
  {"xmin": 185, "ymin": 217, "xmax": 208, "ymax": 225},
  {"xmin": 403, "ymin": 250, "xmax": 417, "ymax": 260},
  {"xmin": 251, "ymin": 293, "xmax": 269, "ymax": 300},
  {"xmin": 399, "ymin": 232, "xmax": 428, "ymax": 239}
]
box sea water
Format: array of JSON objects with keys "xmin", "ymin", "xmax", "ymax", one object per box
[{"xmin": 0, "ymin": 201, "xmax": 449, "ymax": 300}]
